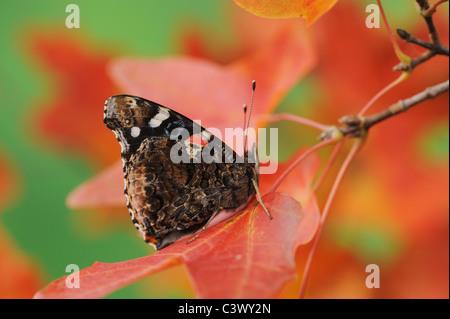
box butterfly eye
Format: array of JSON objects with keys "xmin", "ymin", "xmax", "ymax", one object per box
[{"xmin": 123, "ymin": 118, "xmax": 131, "ymax": 126}]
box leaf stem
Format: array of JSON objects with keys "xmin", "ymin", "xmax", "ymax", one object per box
[
  {"xmin": 310, "ymin": 141, "xmax": 344, "ymax": 193},
  {"xmin": 357, "ymin": 72, "xmax": 408, "ymax": 116},
  {"xmin": 269, "ymin": 139, "xmax": 336, "ymax": 193},
  {"xmin": 376, "ymin": 0, "xmax": 411, "ymax": 64},
  {"xmin": 266, "ymin": 113, "xmax": 329, "ymax": 131},
  {"xmin": 298, "ymin": 138, "xmax": 363, "ymax": 299}
]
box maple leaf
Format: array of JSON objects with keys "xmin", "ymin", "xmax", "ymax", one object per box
[
  {"xmin": 36, "ymin": 191, "xmax": 319, "ymax": 299},
  {"xmin": 233, "ymin": 0, "xmax": 338, "ymax": 25},
  {"xmin": 37, "ymin": 138, "xmax": 322, "ymax": 298}
]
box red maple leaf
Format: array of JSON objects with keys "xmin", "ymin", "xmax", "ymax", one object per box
[{"xmin": 35, "ymin": 191, "xmax": 319, "ymax": 299}]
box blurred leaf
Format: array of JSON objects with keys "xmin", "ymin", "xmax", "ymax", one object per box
[
  {"xmin": 418, "ymin": 121, "xmax": 449, "ymax": 162},
  {"xmin": 67, "ymin": 161, "xmax": 125, "ymax": 209},
  {"xmin": 0, "ymin": 152, "xmax": 18, "ymax": 211},
  {"xmin": 0, "ymin": 228, "xmax": 44, "ymax": 298},
  {"xmin": 30, "ymin": 33, "xmax": 119, "ymax": 167},
  {"xmin": 0, "ymin": 152, "xmax": 43, "ymax": 298},
  {"xmin": 331, "ymin": 221, "xmax": 400, "ymax": 262},
  {"xmin": 109, "ymin": 23, "xmax": 315, "ymax": 131}
]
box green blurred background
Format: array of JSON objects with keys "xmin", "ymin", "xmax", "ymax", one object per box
[{"xmin": 0, "ymin": 0, "xmax": 235, "ymax": 299}]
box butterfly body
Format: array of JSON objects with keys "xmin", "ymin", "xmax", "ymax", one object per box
[{"xmin": 104, "ymin": 95, "xmax": 259, "ymax": 249}]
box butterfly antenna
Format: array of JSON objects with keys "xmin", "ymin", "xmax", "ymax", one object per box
[
  {"xmin": 244, "ymin": 80, "xmax": 256, "ymax": 154},
  {"xmin": 242, "ymin": 104, "xmax": 247, "ymax": 154}
]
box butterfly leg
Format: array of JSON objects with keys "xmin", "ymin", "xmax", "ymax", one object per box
[
  {"xmin": 252, "ymin": 179, "xmax": 272, "ymax": 219},
  {"xmin": 185, "ymin": 207, "xmax": 222, "ymax": 245}
]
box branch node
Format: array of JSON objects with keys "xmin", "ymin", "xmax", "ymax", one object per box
[
  {"xmin": 318, "ymin": 126, "xmax": 343, "ymax": 142},
  {"xmin": 338, "ymin": 115, "xmax": 361, "ymax": 126}
]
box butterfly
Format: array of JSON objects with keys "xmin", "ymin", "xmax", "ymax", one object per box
[{"xmin": 103, "ymin": 81, "xmax": 271, "ymax": 249}]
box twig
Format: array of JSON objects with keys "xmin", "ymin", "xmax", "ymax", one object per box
[
  {"xmin": 397, "ymin": 28, "xmax": 449, "ymax": 56},
  {"xmin": 397, "ymin": 28, "xmax": 435, "ymax": 51},
  {"xmin": 394, "ymin": 50, "xmax": 437, "ymax": 71},
  {"xmin": 332, "ymin": 80, "xmax": 449, "ymax": 139},
  {"xmin": 395, "ymin": 0, "xmax": 449, "ymax": 71},
  {"xmin": 418, "ymin": 0, "xmax": 442, "ymax": 45}
]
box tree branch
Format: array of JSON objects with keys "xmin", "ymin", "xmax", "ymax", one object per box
[
  {"xmin": 362, "ymin": 80, "xmax": 449, "ymax": 129},
  {"xmin": 320, "ymin": 80, "xmax": 449, "ymax": 140},
  {"xmin": 394, "ymin": 0, "xmax": 449, "ymax": 71},
  {"xmin": 396, "ymin": 28, "xmax": 449, "ymax": 55}
]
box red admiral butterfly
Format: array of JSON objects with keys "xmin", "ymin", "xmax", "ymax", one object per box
[{"xmin": 103, "ymin": 82, "xmax": 271, "ymax": 249}]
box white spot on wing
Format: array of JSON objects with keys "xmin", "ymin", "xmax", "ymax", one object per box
[
  {"xmin": 149, "ymin": 108, "xmax": 170, "ymax": 128},
  {"xmin": 130, "ymin": 126, "xmax": 140, "ymax": 137}
]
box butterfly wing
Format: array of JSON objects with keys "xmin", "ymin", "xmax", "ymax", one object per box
[
  {"xmin": 104, "ymin": 95, "xmax": 257, "ymax": 249},
  {"xmin": 104, "ymin": 95, "xmax": 203, "ymax": 161}
]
